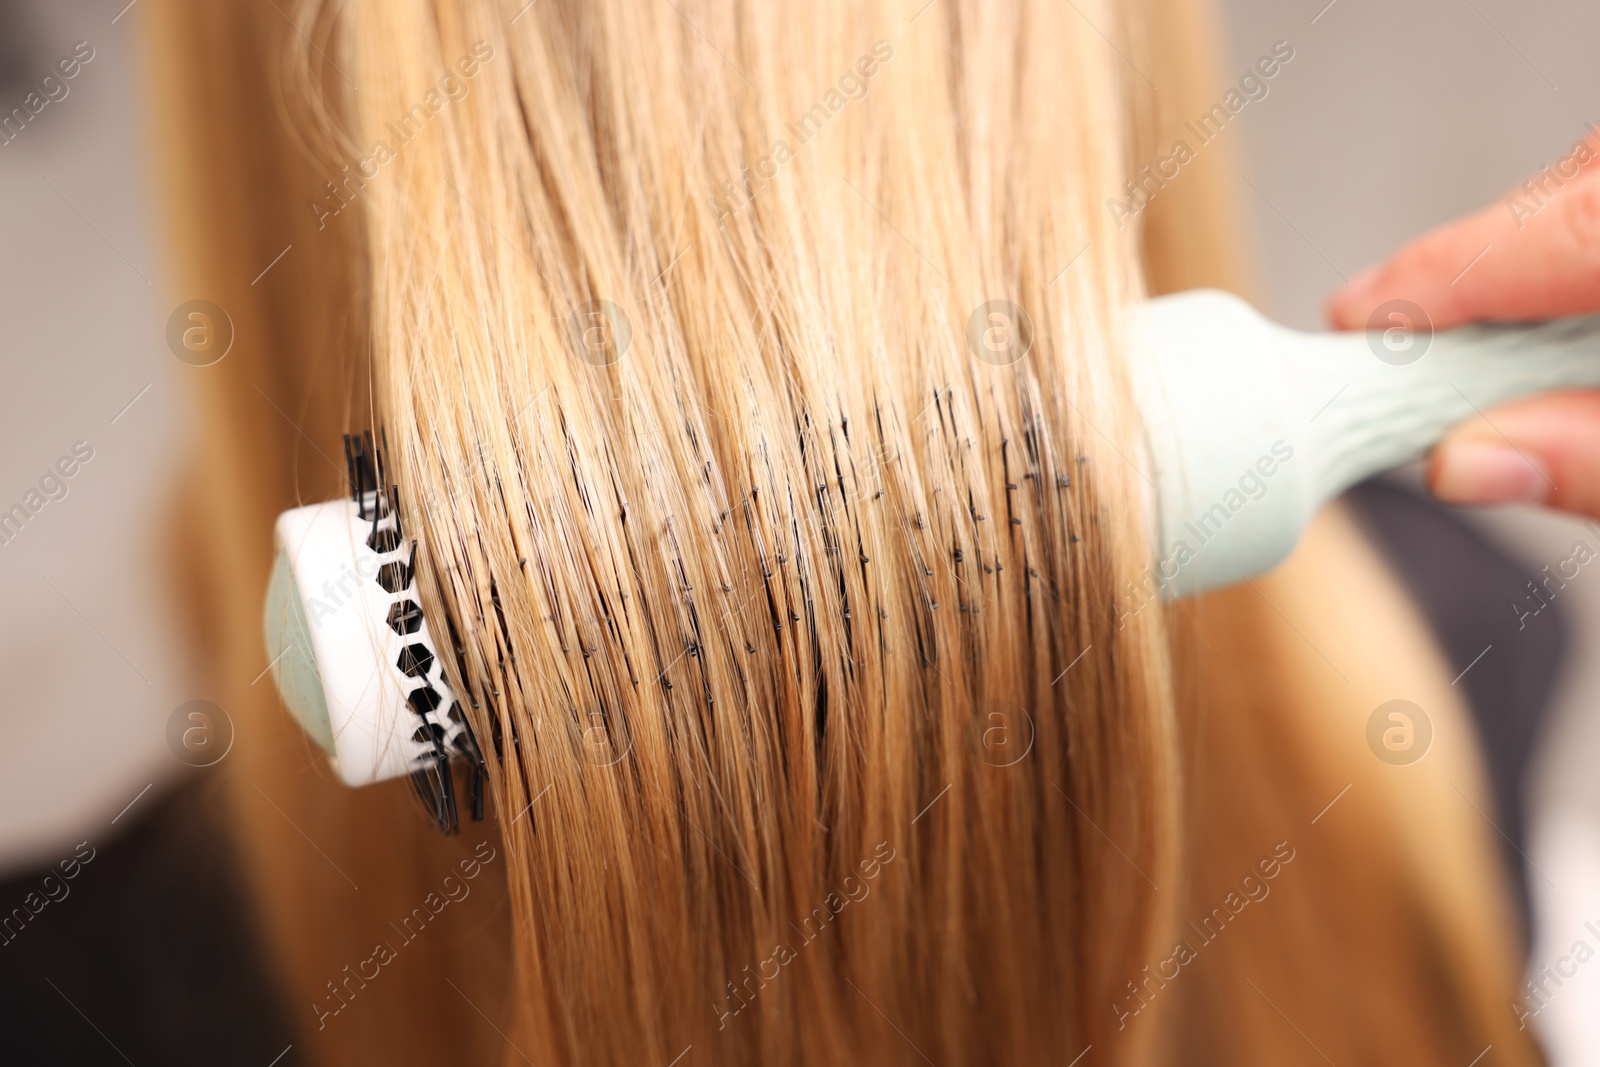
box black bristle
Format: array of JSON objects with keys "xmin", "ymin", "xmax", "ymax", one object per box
[
  {"xmin": 343, "ymin": 435, "xmax": 356, "ymax": 500},
  {"xmin": 437, "ymin": 753, "xmax": 458, "ymax": 834}
]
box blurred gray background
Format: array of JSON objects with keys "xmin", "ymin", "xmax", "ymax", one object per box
[{"xmin": 0, "ymin": 0, "xmax": 192, "ymax": 872}]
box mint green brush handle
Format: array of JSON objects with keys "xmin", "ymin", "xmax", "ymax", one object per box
[{"xmin": 1132, "ymin": 289, "xmax": 1600, "ymax": 598}]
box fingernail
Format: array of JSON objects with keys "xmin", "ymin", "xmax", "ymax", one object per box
[
  {"xmin": 1327, "ymin": 265, "xmax": 1380, "ymax": 329},
  {"xmin": 1431, "ymin": 440, "xmax": 1550, "ymax": 506}
]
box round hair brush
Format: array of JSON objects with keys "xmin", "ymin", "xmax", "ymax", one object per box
[{"xmin": 262, "ymin": 292, "xmax": 1600, "ymax": 799}]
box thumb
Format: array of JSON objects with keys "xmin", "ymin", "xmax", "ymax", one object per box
[{"xmin": 1429, "ymin": 392, "xmax": 1600, "ymax": 518}]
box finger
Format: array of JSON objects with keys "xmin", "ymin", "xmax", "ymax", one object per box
[
  {"xmin": 1327, "ymin": 133, "xmax": 1600, "ymax": 331},
  {"xmin": 1428, "ymin": 391, "xmax": 1600, "ymax": 518}
]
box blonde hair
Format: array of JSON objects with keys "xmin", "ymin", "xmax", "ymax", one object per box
[{"xmin": 148, "ymin": 0, "xmax": 1540, "ymax": 1063}]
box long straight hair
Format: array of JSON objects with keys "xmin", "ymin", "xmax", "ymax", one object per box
[{"xmin": 147, "ymin": 0, "xmax": 1541, "ymax": 1064}]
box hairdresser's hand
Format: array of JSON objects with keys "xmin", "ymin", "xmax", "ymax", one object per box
[{"xmin": 1325, "ymin": 136, "xmax": 1600, "ymax": 517}]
